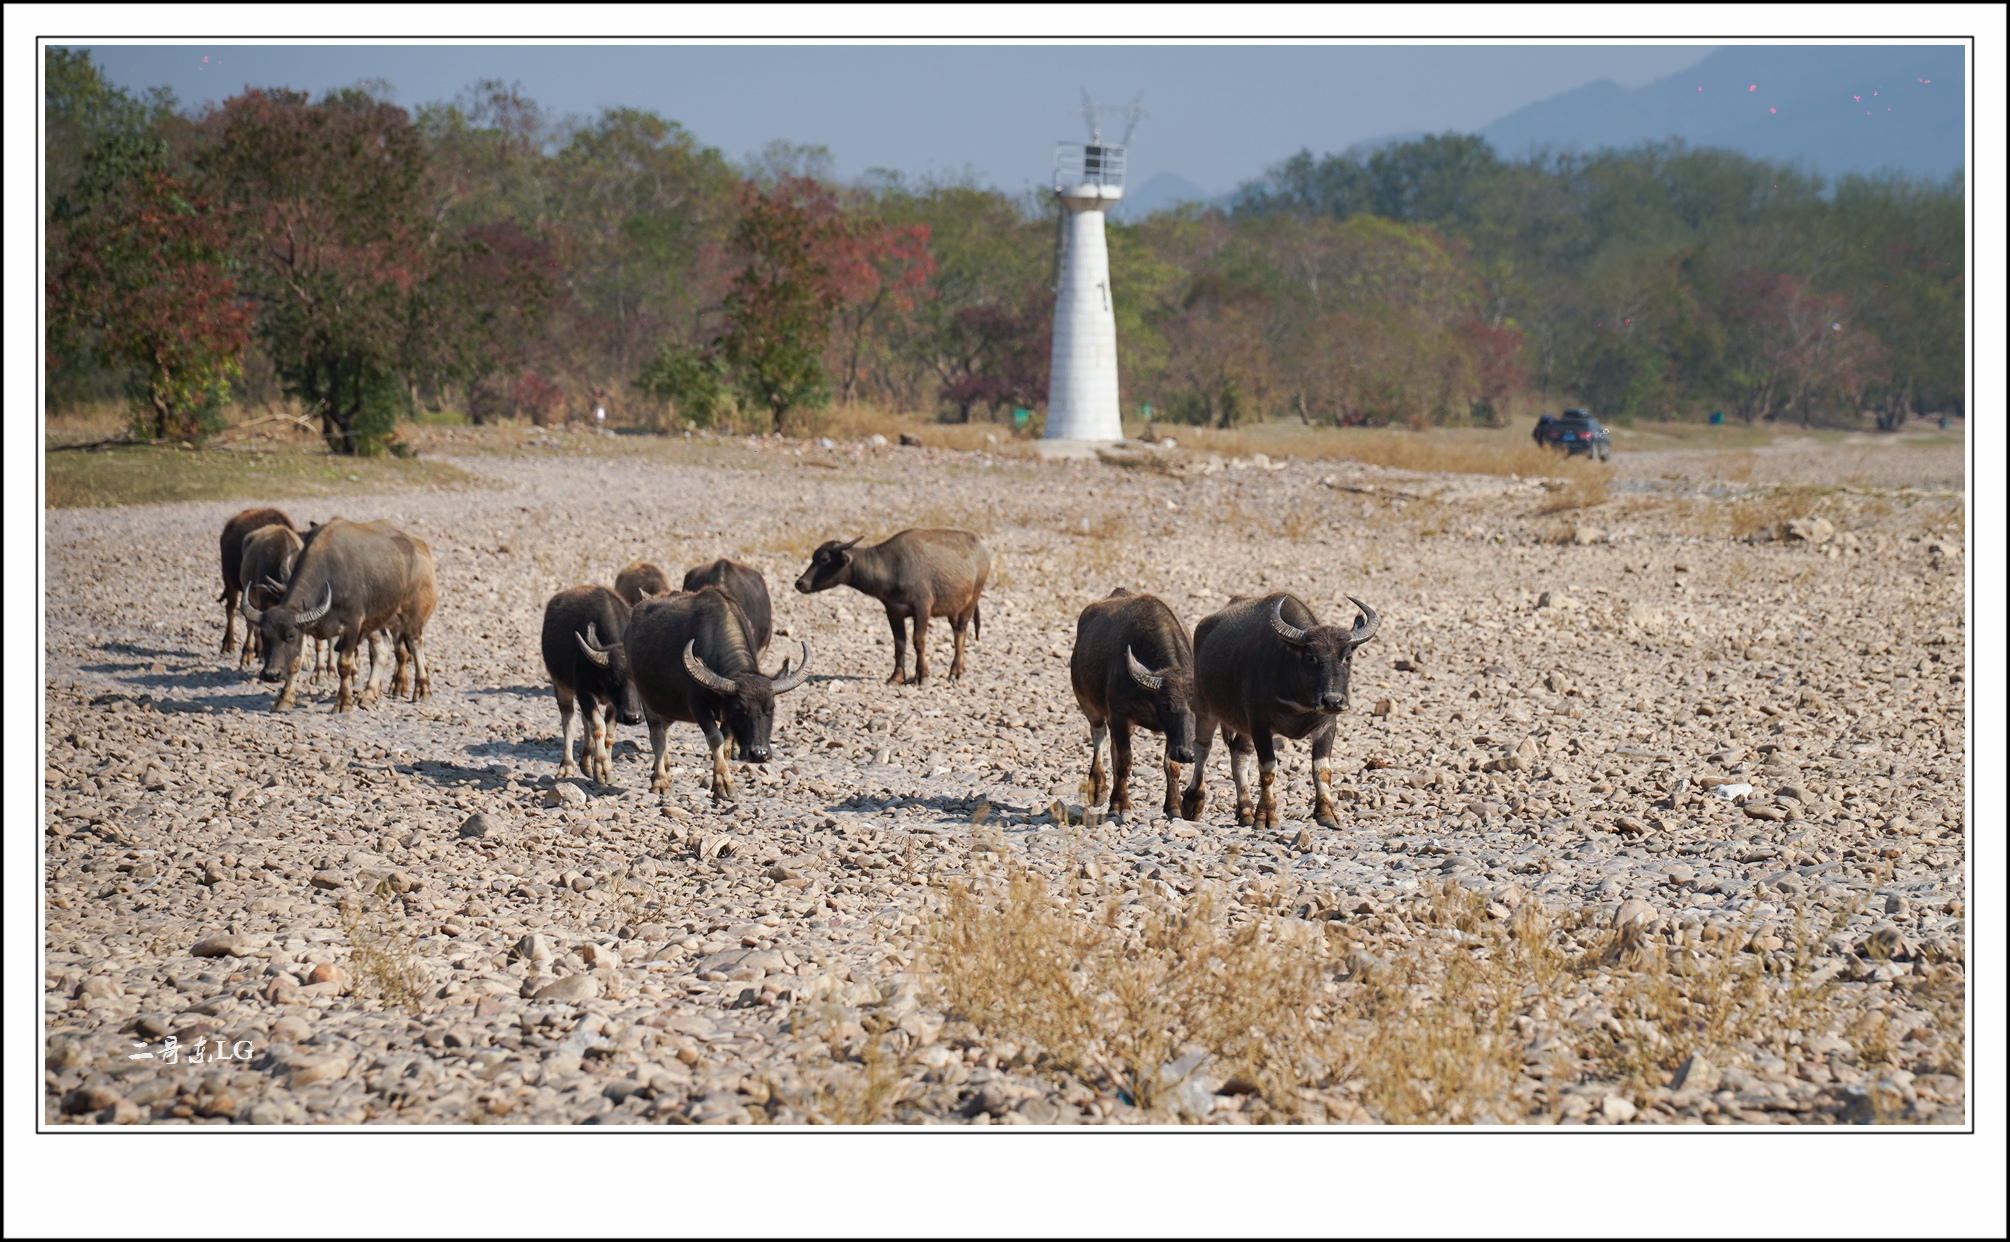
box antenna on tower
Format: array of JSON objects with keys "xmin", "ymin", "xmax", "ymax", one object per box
[
  {"xmin": 1119, "ymin": 93, "xmax": 1148, "ymax": 146},
  {"xmin": 1074, "ymin": 89, "xmax": 1148, "ymax": 146}
]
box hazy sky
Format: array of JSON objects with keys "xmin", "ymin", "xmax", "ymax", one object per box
[{"xmin": 77, "ymin": 43, "xmax": 1718, "ymax": 196}]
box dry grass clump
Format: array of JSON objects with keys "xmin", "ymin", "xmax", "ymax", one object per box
[
  {"xmin": 1536, "ymin": 470, "xmax": 1611, "ymax": 513},
  {"xmin": 783, "ymin": 1007, "xmax": 927, "ymax": 1125},
  {"xmin": 930, "ymin": 864, "xmax": 1335, "ymax": 1116},
  {"xmin": 338, "ymin": 892, "xmax": 431, "ymax": 1014},
  {"xmin": 925, "ymin": 860, "xmax": 1900, "ymax": 1124}
]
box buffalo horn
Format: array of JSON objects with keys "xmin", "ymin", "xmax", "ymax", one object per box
[
  {"xmin": 770, "ymin": 641, "xmax": 813, "ymax": 694},
  {"xmin": 263, "ymin": 575, "xmax": 288, "ymax": 595},
  {"xmin": 682, "ymin": 640, "xmax": 738, "ymax": 694},
  {"xmin": 576, "ymin": 623, "xmax": 610, "ymax": 667},
  {"xmin": 238, "ymin": 598, "xmax": 263, "ymax": 624},
  {"xmin": 1126, "ymin": 646, "xmax": 1164, "ymax": 691},
  {"xmin": 1347, "ymin": 596, "xmax": 1380, "ymax": 645},
  {"xmin": 296, "ymin": 584, "xmax": 333, "ymax": 625},
  {"xmin": 1270, "ymin": 596, "xmax": 1312, "ymax": 646}
]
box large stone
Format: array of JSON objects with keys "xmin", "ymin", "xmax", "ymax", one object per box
[
  {"xmin": 1784, "ymin": 517, "xmax": 1835, "ymax": 544},
  {"xmin": 191, "ymin": 934, "xmax": 254, "ymax": 958},
  {"xmin": 532, "ymin": 973, "xmax": 600, "ymax": 1003},
  {"xmin": 458, "ymin": 812, "xmax": 498, "ymax": 840}
]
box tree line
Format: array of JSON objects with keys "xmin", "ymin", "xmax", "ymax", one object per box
[{"xmin": 45, "ymin": 52, "xmax": 1963, "ymax": 454}]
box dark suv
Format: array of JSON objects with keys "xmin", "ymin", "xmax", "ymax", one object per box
[{"xmin": 1533, "ymin": 408, "xmax": 1610, "ymax": 461}]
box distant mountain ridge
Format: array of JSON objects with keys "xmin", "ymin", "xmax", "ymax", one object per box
[{"xmin": 1482, "ymin": 45, "xmax": 1964, "ymax": 182}]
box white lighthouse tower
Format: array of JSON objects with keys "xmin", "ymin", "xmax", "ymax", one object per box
[{"xmin": 1044, "ymin": 94, "xmax": 1139, "ymax": 444}]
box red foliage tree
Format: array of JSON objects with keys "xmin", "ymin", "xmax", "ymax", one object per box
[{"xmin": 47, "ymin": 149, "xmax": 249, "ymax": 441}]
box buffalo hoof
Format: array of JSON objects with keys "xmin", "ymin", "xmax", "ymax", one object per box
[
  {"xmin": 1111, "ymin": 796, "xmax": 1133, "ymax": 819},
  {"xmin": 1255, "ymin": 800, "xmax": 1280, "ymax": 831},
  {"xmin": 558, "ymin": 762, "xmax": 580, "ymax": 778},
  {"xmin": 1180, "ymin": 791, "xmax": 1205, "ymax": 821},
  {"xmin": 651, "ymin": 776, "xmax": 673, "ymax": 794},
  {"xmin": 1235, "ymin": 802, "xmax": 1255, "ymax": 827},
  {"xmin": 886, "ymin": 670, "xmax": 907, "ymax": 686}
]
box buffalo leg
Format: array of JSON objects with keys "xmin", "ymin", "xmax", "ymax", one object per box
[
  {"xmin": 948, "ymin": 610, "xmax": 971, "ymax": 680},
  {"xmin": 1162, "ymin": 749, "xmax": 1183, "ymax": 819},
  {"xmin": 705, "ymin": 723, "xmax": 733, "ymax": 802},
  {"xmin": 1253, "ymin": 731, "xmax": 1281, "ymax": 831},
  {"xmin": 555, "ymin": 684, "xmax": 581, "ymax": 777},
  {"xmin": 647, "ymin": 715, "xmax": 673, "ymax": 794},
  {"xmin": 220, "ymin": 590, "xmax": 239, "ymax": 656},
  {"xmin": 389, "ymin": 631, "xmax": 412, "ymax": 699},
  {"xmin": 239, "ymin": 624, "xmax": 259, "ymax": 671},
  {"xmin": 359, "ymin": 632, "xmax": 389, "ymax": 707},
  {"xmin": 1109, "ymin": 722, "xmax": 1135, "ymax": 818},
  {"xmin": 1085, "ymin": 720, "xmax": 1109, "ymax": 805},
  {"xmin": 407, "ymin": 634, "xmax": 431, "ymax": 700},
  {"xmin": 911, "ymin": 601, "xmax": 934, "ymax": 684},
  {"xmin": 333, "ymin": 627, "xmax": 362, "ymax": 712},
  {"xmin": 591, "ymin": 699, "xmax": 616, "ymax": 784},
  {"xmin": 885, "ymin": 607, "xmax": 909, "ymax": 685},
  {"xmin": 270, "ymin": 648, "xmax": 305, "ymax": 713},
  {"xmin": 1180, "ymin": 716, "xmax": 1216, "ymax": 821},
  {"xmin": 1226, "ymin": 731, "xmax": 1257, "ymax": 826},
  {"xmin": 1310, "ymin": 723, "xmax": 1340, "ymax": 828}
]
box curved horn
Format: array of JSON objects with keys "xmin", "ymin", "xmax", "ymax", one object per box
[
  {"xmin": 1346, "ymin": 596, "xmax": 1380, "ymax": 645},
  {"xmin": 770, "ymin": 641, "xmax": 813, "ymax": 694},
  {"xmin": 837, "ymin": 536, "xmax": 864, "ymax": 552},
  {"xmin": 575, "ymin": 625, "xmax": 610, "ymax": 667},
  {"xmin": 238, "ymin": 597, "xmax": 263, "ymax": 625},
  {"xmin": 682, "ymin": 640, "xmax": 737, "ymax": 694},
  {"xmin": 1126, "ymin": 646, "xmax": 1164, "ymax": 691},
  {"xmin": 263, "ymin": 576, "xmax": 288, "ymax": 595},
  {"xmin": 1270, "ymin": 596, "xmax": 1311, "ymax": 646},
  {"xmin": 296, "ymin": 584, "xmax": 333, "ymax": 626}
]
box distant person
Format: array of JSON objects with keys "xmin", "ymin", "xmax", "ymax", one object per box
[{"xmin": 592, "ymin": 385, "xmax": 607, "ymax": 427}]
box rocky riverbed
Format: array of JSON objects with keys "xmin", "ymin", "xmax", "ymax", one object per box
[{"xmin": 42, "ymin": 428, "xmax": 1968, "ymax": 1125}]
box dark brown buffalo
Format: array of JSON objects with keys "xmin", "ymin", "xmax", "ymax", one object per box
[
  {"xmin": 242, "ymin": 518, "xmax": 438, "ymax": 713},
  {"xmin": 218, "ymin": 507, "xmax": 293, "ymax": 657},
  {"xmin": 1182, "ymin": 592, "xmax": 1380, "ymax": 829},
  {"xmin": 614, "ymin": 560, "xmax": 674, "ymax": 607},
  {"xmin": 1069, "ymin": 589, "xmax": 1198, "ymax": 819},
  {"xmin": 626, "ymin": 585, "xmax": 809, "ymax": 802},
  {"xmin": 540, "ymin": 585, "xmax": 645, "ymax": 783},
  {"xmin": 683, "ymin": 558, "xmax": 772, "ymax": 653},
  {"xmin": 235, "ymin": 524, "xmax": 305, "ymax": 669},
  {"xmin": 793, "ymin": 528, "xmax": 991, "ymax": 683}
]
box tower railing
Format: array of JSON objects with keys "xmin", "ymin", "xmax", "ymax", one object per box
[{"xmin": 1052, "ymin": 142, "xmax": 1126, "ymax": 193}]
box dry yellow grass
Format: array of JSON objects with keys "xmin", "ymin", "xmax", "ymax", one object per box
[
  {"xmin": 923, "ymin": 857, "xmax": 1908, "ymax": 1124},
  {"xmin": 338, "ymin": 891, "xmax": 431, "ymax": 1014}
]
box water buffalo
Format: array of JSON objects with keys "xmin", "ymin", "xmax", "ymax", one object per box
[
  {"xmin": 793, "ymin": 528, "xmax": 990, "ymax": 684},
  {"xmin": 217, "ymin": 507, "xmax": 293, "ymax": 657},
  {"xmin": 1069, "ymin": 589, "xmax": 1198, "ymax": 819},
  {"xmin": 541, "ymin": 585, "xmax": 644, "ymax": 783},
  {"xmin": 626, "ymin": 585, "xmax": 810, "ymax": 802},
  {"xmin": 241, "ymin": 518, "xmax": 437, "ymax": 712},
  {"xmin": 614, "ymin": 560, "xmax": 674, "ymax": 607},
  {"xmin": 1182, "ymin": 592, "xmax": 1380, "ymax": 830},
  {"xmin": 236, "ymin": 524, "xmax": 305, "ymax": 668},
  {"xmin": 683, "ymin": 559, "xmax": 773, "ymax": 653}
]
